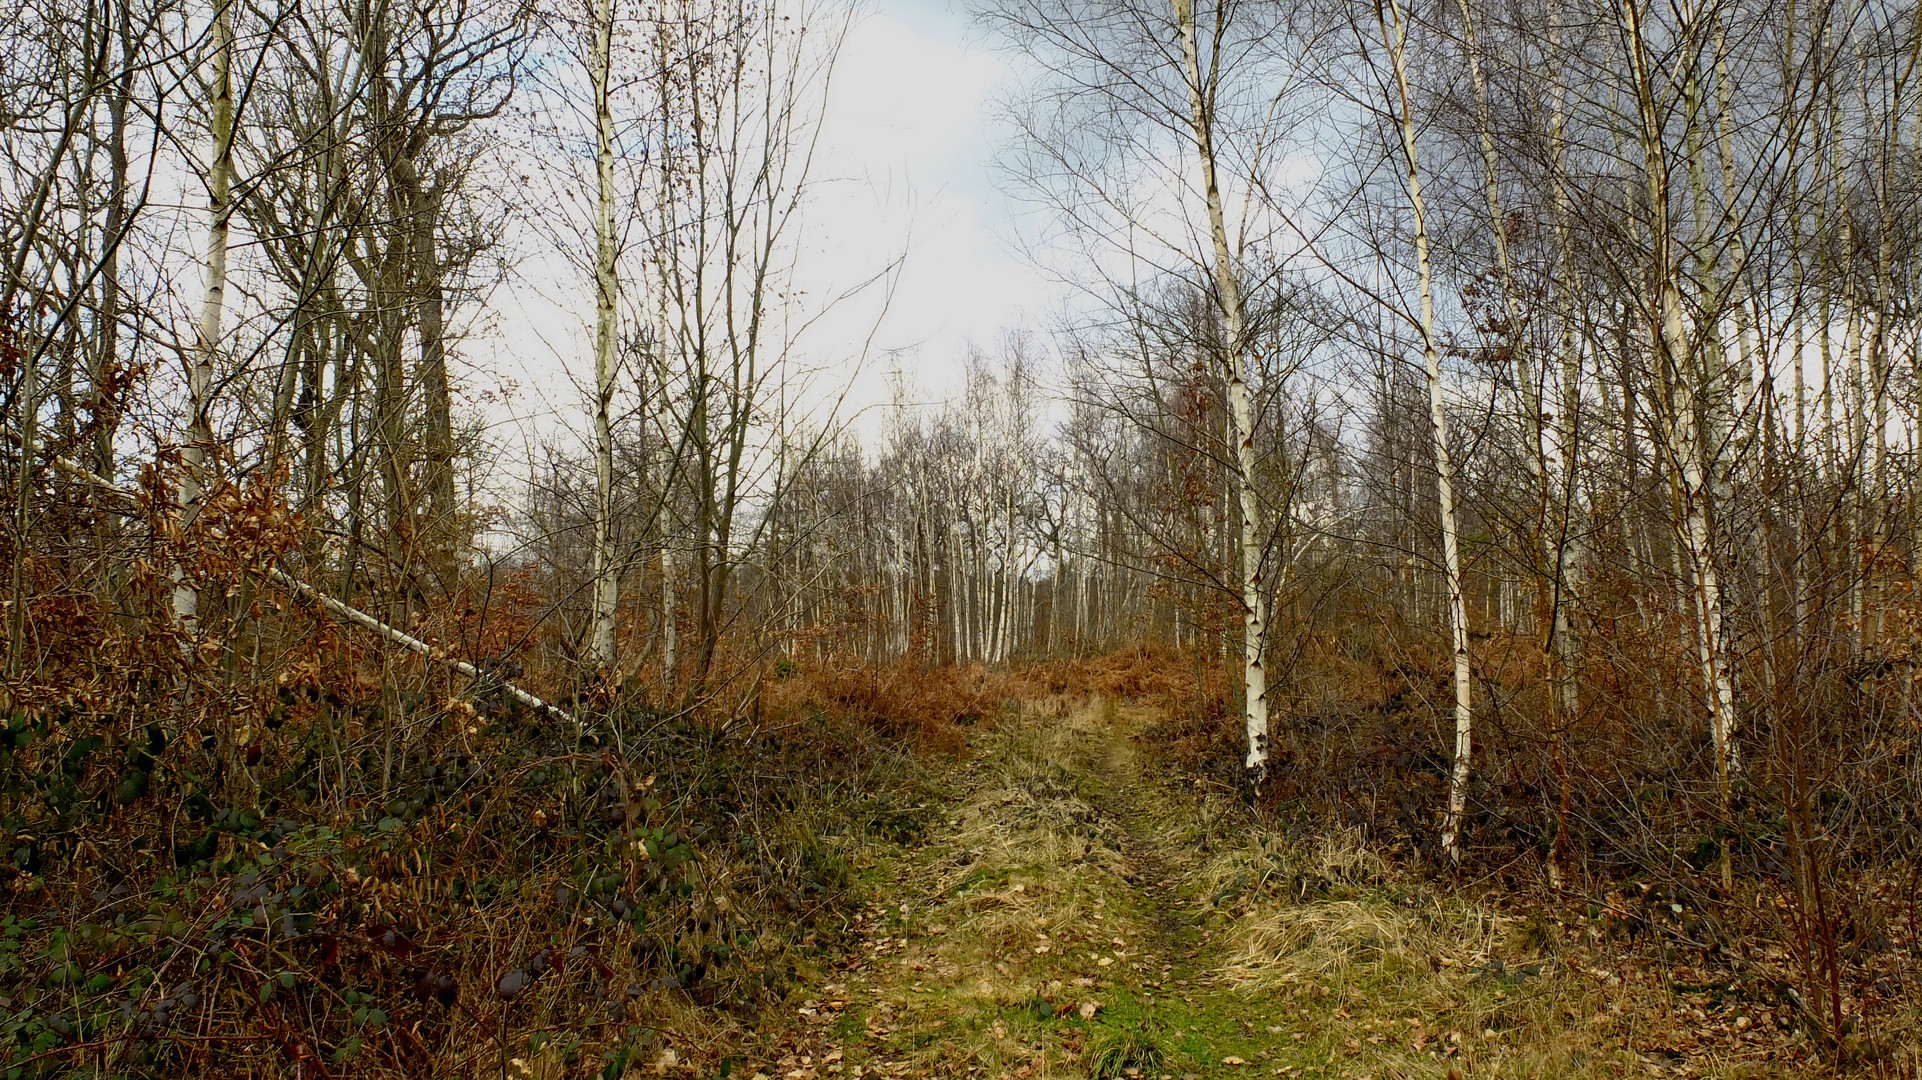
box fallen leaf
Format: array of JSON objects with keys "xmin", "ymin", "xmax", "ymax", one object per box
[
  {"xmin": 1080, "ymin": 1001, "xmax": 1099, "ymax": 1019},
  {"xmin": 1222, "ymin": 1057, "xmax": 1247, "ymax": 1066}
]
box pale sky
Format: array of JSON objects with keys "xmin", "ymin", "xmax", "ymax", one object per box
[
  {"xmin": 806, "ymin": 0, "xmax": 1056, "ymax": 398},
  {"xmin": 479, "ymin": 0, "xmax": 1057, "ymax": 461}
]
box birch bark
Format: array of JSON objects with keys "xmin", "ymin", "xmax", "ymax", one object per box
[
  {"xmin": 1376, "ymin": 0, "xmax": 1474, "ymax": 862},
  {"xmin": 588, "ymin": 0, "xmax": 620, "ymax": 672},
  {"xmin": 1172, "ymin": 0, "xmax": 1269, "ymax": 774},
  {"xmin": 1620, "ymin": 0, "xmax": 1741, "ymax": 829},
  {"xmin": 175, "ymin": 0, "xmax": 235, "ymax": 634}
]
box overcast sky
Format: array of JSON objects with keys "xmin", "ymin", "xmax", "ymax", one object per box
[
  {"xmin": 479, "ymin": 0, "xmax": 1056, "ymax": 461},
  {"xmin": 805, "ymin": 0, "xmax": 1057, "ymax": 397}
]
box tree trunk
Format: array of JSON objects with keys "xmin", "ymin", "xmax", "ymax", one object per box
[
  {"xmin": 588, "ymin": 0, "xmax": 620, "ymax": 672},
  {"xmin": 1379, "ymin": 0, "xmax": 1473, "ymax": 863},
  {"xmin": 175, "ymin": 0, "xmax": 234, "ymax": 634},
  {"xmin": 1621, "ymin": 0, "xmax": 1739, "ymax": 871},
  {"xmin": 1173, "ymin": 0, "xmax": 1269, "ymax": 776}
]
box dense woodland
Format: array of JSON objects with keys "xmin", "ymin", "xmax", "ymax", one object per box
[{"xmin": 4, "ymin": 0, "xmax": 1922, "ymax": 1074}]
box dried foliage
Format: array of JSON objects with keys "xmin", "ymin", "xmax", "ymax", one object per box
[{"xmin": 0, "ymin": 489, "xmax": 975, "ymax": 1080}]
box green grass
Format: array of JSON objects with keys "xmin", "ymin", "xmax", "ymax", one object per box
[{"xmin": 1083, "ymin": 1021, "xmax": 1167, "ymax": 1078}]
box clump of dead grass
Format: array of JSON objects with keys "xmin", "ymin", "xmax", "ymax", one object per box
[
  {"xmin": 1224, "ymin": 897, "xmax": 1462, "ymax": 984},
  {"xmin": 1195, "ymin": 824, "xmax": 1395, "ymax": 915},
  {"xmin": 1213, "ymin": 828, "xmax": 1467, "ymax": 991}
]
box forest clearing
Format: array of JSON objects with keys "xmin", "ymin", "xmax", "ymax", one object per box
[{"xmin": 8, "ymin": 0, "xmax": 1922, "ymax": 1075}]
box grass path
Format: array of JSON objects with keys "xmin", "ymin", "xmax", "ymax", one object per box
[
  {"xmin": 741, "ymin": 696, "xmax": 1797, "ymax": 1080},
  {"xmin": 747, "ymin": 697, "xmax": 1471, "ymax": 1080}
]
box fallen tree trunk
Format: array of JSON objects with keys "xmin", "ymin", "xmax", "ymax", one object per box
[{"xmin": 48, "ymin": 454, "xmax": 581, "ymax": 729}]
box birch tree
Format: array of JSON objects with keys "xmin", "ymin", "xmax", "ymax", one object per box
[
  {"xmin": 986, "ymin": 0, "xmax": 1328, "ymax": 775},
  {"xmin": 173, "ymin": 0, "xmax": 235, "ymax": 634},
  {"xmin": 588, "ymin": 0, "xmax": 619, "ymax": 671},
  {"xmin": 1170, "ymin": 0, "xmax": 1270, "ymax": 774},
  {"xmin": 1366, "ymin": 0, "xmax": 1474, "ymax": 863}
]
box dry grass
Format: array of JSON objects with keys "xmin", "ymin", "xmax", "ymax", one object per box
[
  {"xmin": 763, "ymin": 686, "xmax": 1918, "ymax": 1080},
  {"xmin": 1192, "ymin": 820, "xmax": 1874, "ymax": 1079}
]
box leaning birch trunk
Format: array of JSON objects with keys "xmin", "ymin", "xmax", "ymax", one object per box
[
  {"xmin": 1172, "ymin": 0, "xmax": 1269, "ymax": 775},
  {"xmin": 1620, "ymin": 0, "xmax": 1739, "ymax": 853},
  {"xmin": 265, "ymin": 569, "xmax": 582, "ymax": 728},
  {"xmin": 48, "ymin": 454, "xmax": 582, "ymax": 727},
  {"xmin": 176, "ymin": 0, "xmax": 234, "ymax": 633},
  {"xmin": 587, "ymin": 0, "xmax": 620, "ymax": 672},
  {"xmin": 1464, "ymin": 0, "xmax": 1582, "ymax": 882},
  {"xmin": 1378, "ymin": 0, "xmax": 1473, "ymax": 864}
]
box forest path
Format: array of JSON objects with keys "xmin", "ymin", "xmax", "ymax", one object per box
[
  {"xmin": 753, "ymin": 696, "xmax": 1363, "ymax": 1080},
  {"xmin": 744, "ymin": 697, "xmax": 1806, "ymax": 1080}
]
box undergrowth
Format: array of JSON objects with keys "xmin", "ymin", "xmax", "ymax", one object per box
[{"xmin": 0, "ymin": 657, "xmax": 977, "ymax": 1079}]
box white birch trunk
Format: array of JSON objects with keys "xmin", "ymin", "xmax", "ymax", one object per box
[
  {"xmin": 1380, "ymin": 0, "xmax": 1474, "ymax": 863},
  {"xmin": 1173, "ymin": 0, "xmax": 1269, "ymax": 774},
  {"xmin": 660, "ymin": 531, "xmax": 677, "ymax": 692},
  {"xmin": 1544, "ymin": 0, "xmax": 1584, "ymax": 883},
  {"xmin": 175, "ymin": 0, "xmax": 234, "ymax": 633},
  {"xmin": 588, "ymin": 0, "xmax": 620, "ymax": 672},
  {"xmin": 1621, "ymin": 0, "xmax": 1740, "ymax": 811},
  {"xmin": 1000, "ymin": 484, "xmax": 1018, "ymax": 662}
]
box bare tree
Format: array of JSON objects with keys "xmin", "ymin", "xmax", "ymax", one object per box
[{"xmin": 985, "ymin": 0, "xmax": 1335, "ymax": 775}]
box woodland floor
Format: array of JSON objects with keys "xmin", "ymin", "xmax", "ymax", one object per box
[{"xmin": 728, "ymin": 696, "xmax": 1876, "ymax": 1080}]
